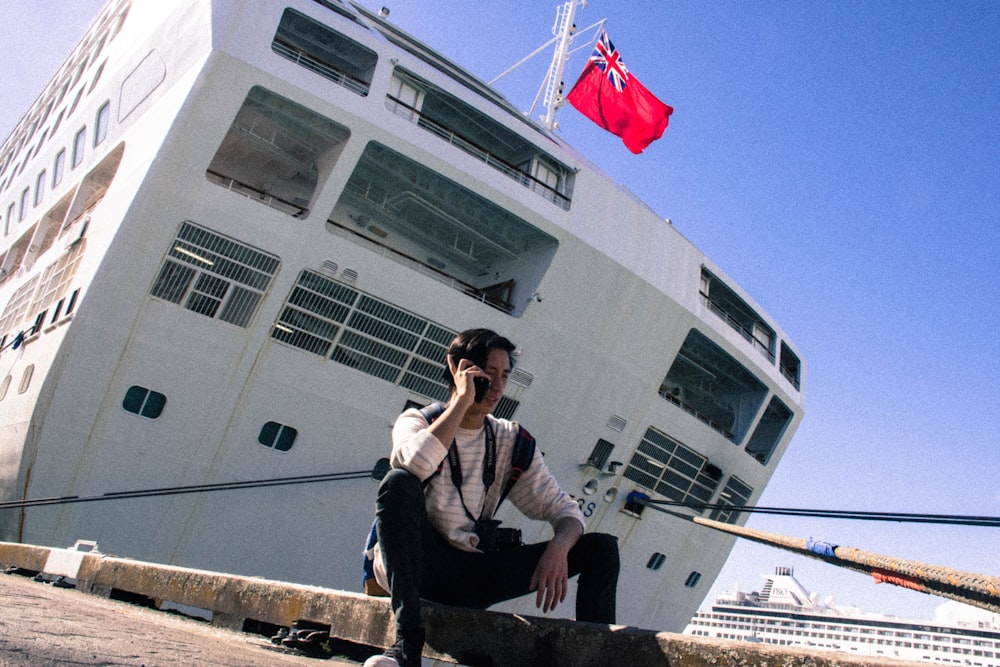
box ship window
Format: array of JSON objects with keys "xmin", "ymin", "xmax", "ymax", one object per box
[
  {"xmin": 53, "ymin": 149, "xmax": 66, "ymax": 187},
  {"xmin": 65, "ymin": 288, "xmax": 80, "ymax": 316},
  {"xmin": 258, "ymin": 421, "xmax": 297, "ymax": 452},
  {"xmin": 88, "ymin": 59, "xmax": 107, "ymax": 94},
  {"xmin": 4, "ymin": 203, "xmax": 13, "ymax": 236},
  {"xmin": 659, "ymin": 329, "xmax": 769, "ymax": 443},
  {"xmin": 150, "ymin": 222, "xmax": 280, "ymax": 328},
  {"xmin": 68, "ymin": 87, "xmax": 85, "ymax": 118},
  {"xmin": 272, "ymin": 8, "xmax": 377, "ymax": 96},
  {"xmin": 122, "ymin": 385, "xmax": 166, "ymax": 419},
  {"xmin": 328, "ymin": 142, "xmax": 559, "ymax": 317},
  {"xmin": 685, "ymin": 571, "xmax": 702, "ymax": 588},
  {"xmin": 94, "ymin": 101, "xmax": 110, "ymax": 146},
  {"xmin": 387, "ymin": 69, "xmax": 574, "ymax": 211},
  {"xmin": 72, "ymin": 126, "xmax": 86, "ymax": 167},
  {"xmin": 31, "ymin": 311, "xmax": 46, "ymax": 335},
  {"xmin": 34, "ymin": 171, "xmax": 46, "ymax": 206},
  {"xmin": 18, "ymin": 364, "xmax": 35, "ymax": 394},
  {"xmin": 0, "ymin": 375, "xmax": 9, "ymax": 401},
  {"xmin": 646, "ymin": 552, "xmax": 666, "ymax": 571},
  {"xmin": 745, "ymin": 397, "xmax": 793, "ymax": 465},
  {"xmin": 29, "ymin": 240, "xmax": 85, "ymax": 320},
  {"xmin": 709, "ymin": 476, "xmax": 753, "ymax": 524},
  {"xmin": 779, "ymin": 342, "xmax": 801, "ymax": 389},
  {"xmin": 272, "ymin": 270, "xmax": 457, "ymax": 402},
  {"xmin": 206, "ymin": 86, "xmax": 350, "ymax": 218},
  {"xmin": 51, "ymin": 109, "xmax": 65, "ymax": 135},
  {"xmin": 0, "ymin": 274, "xmax": 39, "ymax": 333},
  {"xmin": 700, "ymin": 267, "xmax": 775, "ymax": 362},
  {"xmin": 19, "ymin": 188, "xmax": 29, "ymax": 220},
  {"xmin": 622, "ymin": 427, "xmax": 723, "ymax": 509}
]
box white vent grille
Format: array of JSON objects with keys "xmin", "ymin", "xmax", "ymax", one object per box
[
  {"xmin": 509, "ymin": 367, "xmax": 533, "ymax": 387},
  {"xmin": 607, "ymin": 415, "xmax": 627, "ymax": 432},
  {"xmin": 149, "ymin": 222, "xmax": 279, "ymax": 328}
]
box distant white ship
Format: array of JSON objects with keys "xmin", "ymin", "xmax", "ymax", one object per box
[
  {"xmin": 0, "ymin": 0, "xmax": 805, "ymax": 632},
  {"xmin": 685, "ymin": 567, "xmax": 1000, "ymax": 665}
]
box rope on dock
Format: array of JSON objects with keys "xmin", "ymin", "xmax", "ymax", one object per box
[{"xmin": 690, "ymin": 515, "xmax": 1000, "ymax": 615}]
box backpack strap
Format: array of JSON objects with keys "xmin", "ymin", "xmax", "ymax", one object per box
[
  {"xmin": 419, "ymin": 403, "xmax": 447, "ymax": 485},
  {"xmin": 419, "ymin": 402, "xmax": 445, "ymax": 424},
  {"xmin": 494, "ymin": 424, "xmax": 535, "ymax": 514}
]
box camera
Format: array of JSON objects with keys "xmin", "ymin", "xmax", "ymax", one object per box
[
  {"xmin": 473, "ymin": 376, "xmax": 491, "ymax": 402},
  {"xmin": 475, "ymin": 519, "xmax": 521, "ymax": 552}
]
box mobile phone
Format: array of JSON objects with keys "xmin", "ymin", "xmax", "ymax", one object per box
[{"xmin": 473, "ymin": 376, "xmax": 491, "ymax": 403}]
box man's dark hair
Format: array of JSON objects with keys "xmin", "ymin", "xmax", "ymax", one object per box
[{"xmin": 442, "ymin": 328, "xmax": 515, "ymax": 390}]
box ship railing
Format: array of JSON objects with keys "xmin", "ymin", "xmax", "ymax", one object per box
[
  {"xmin": 699, "ymin": 292, "xmax": 776, "ymax": 364},
  {"xmin": 325, "ymin": 220, "xmax": 514, "ymax": 314},
  {"xmin": 779, "ymin": 363, "xmax": 800, "ymax": 389},
  {"xmin": 385, "ymin": 95, "xmax": 571, "ymax": 211},
  {"xmin": 271, "ymin": 39, "xmax": 370, "ymax": 96},
  {"xmin": 206, "ymin": 170, "xmax": 308, "ymax": 218},
  {"xmin": 658, "ymin": 389, "xmax": 737, "ymax": 442}
]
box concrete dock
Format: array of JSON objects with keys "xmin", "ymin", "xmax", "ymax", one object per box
[
  {"xmin": 0, "ymin": 541, "xmax": 929, "ymax": 666},
  {"xmin": 0, "ymin": 572, "xmax": 360, "ymax": 666}
]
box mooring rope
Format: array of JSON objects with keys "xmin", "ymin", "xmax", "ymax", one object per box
[{"xmin": 682, "ymin": 513, "xmax": 1000, "ymax": 615}]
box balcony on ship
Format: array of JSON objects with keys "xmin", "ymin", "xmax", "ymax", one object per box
[{"xmin": 327, "ymin": 142, "xmax": 558, "ymax": 317}]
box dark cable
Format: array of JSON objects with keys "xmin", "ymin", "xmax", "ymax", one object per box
[
  {"xmin": 5, "ymin": 471, "xmax": 997, "ymax": 528},
  {"xmin": 640, "ymin": 498, "xmax": 1000, "ymax": 527},
  {"xmin": 0, "ymin": 469, "xmax": 374, "ymax": 511}
]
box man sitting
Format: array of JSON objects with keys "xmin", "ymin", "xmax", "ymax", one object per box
[{"xmin": 364, "ymin": 328, "xmax": 619, "ymax": 667}]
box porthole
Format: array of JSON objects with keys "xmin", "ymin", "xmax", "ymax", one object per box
[
  {"xmin": 259, "ymin": 421, "xmax": 297, "ymax": 452},
  {"xmin": 122, "ymin": 385, "xmax": 166, "ymax": 419}
]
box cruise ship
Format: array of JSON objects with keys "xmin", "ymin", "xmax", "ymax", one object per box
[
  {"xmin": 685, "ymin": 567, "xmax": 1000, "ymax": 665},
  {"xmin": 0, "ymin": 0, "xmax": 805, "ymax": 632}
]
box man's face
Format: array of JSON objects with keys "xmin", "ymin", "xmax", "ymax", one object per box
[{"xmin": 465, "ymin": 347, "xmax": 510, "ymax": 418}]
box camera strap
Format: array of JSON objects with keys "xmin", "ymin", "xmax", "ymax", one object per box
[{"xmin": 447, "ymin": 419, "xmax": 496, "ymax": 523}]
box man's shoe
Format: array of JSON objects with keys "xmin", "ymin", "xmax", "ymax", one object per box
[{"xmin": 362, "ymin": 627, "xmax": 424, "ymax": 667}]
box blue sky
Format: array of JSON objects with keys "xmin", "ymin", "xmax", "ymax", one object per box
[{"xmin": 3, "ymin": 0, "xmax": 998, "ymax": 621}]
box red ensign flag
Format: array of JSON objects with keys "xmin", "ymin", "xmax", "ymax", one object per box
[{"xmin": 566, "ymin": 31, "xmax": 673, "ymax": 154}]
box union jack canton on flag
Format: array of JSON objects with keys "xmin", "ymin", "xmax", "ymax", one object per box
[{"xmin": 590, "ymin": 31, "xmax": 630, "ymax": 92}]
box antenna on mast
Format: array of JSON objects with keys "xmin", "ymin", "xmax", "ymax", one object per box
[
  {"xmin": 539, "ymin": 0, "xmax": 583, "ymax": 130},
  {"xmin": 490, "ymin": 1, "xmax": 605, "ymax": 132}
]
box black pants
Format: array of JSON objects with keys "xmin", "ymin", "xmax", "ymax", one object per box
[{"xmin": 375, "ymin": 468, "xmax": 619, "ymax": 634}]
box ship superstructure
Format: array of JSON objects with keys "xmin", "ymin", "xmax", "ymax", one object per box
[
  {"xmin": 686, "ymin": 567, "xmax": 1000, "ymax": 665},
  {"xmin": 0, "ymin": 0, "xmax": 805, "ymax": 631}
]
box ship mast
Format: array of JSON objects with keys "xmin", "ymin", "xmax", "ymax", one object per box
[
  {"xmin": 539, "ymin": 0, "xmax": 584, "ymax": 130},
  {"xmin": 490, "ymin": 0, "xmax": 604, "ymax": 131}
]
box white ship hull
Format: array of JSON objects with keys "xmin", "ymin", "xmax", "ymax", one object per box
[{"xmin": 0, "ymin": 0, "xmax": 805, "ymax": 632}]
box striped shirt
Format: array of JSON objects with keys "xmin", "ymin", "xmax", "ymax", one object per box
[{"xmin": 371, "ymin": 407, "xmax": 585, "ymax": 589}]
